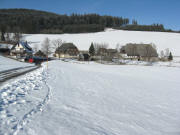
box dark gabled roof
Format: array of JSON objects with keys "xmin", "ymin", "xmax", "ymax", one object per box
[
  {"xmin": 123, "ymin": 43, "xmax": 158, "ymax": 57},
  {"xmin": 55, "ymin": 43, "xmax": 78, "ymax": 53},
  {"xmin": 20, "ymin": 41, "xmax": 33, "ymax": 52},
  {"xmin": 35, "ymin": 50, "xmax": 46, "ymax": 57},
  {"xmin": 98, "ymin": 48, "xmax": 107, "ymax": 52},
  {"xmin": 107, "ymin": 49, "xmax": 117, "ymax": 53}
]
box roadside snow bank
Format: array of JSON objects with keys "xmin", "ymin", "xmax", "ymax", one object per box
[{"xmin": 0, "ymin": 66, "xmax": 51, "ymax": 135}]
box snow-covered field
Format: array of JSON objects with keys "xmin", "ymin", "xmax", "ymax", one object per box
[
  {"xmin": 0, "ymin": 60, "xmax": 180, "ymax": 135},
  {"xmin": 24, "ymin": 29, "xmax": 180, "ymax": 56},
  {"xmin": 0, "ymin": 56, "xmax": 33, "ymax": 71}
]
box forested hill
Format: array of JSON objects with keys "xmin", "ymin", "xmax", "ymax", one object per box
[
  {"xmin": 0, "ymin": 8, "xmax": 177, "ymax": 34},
  {"xmin": 0, "ymin": 8, "xmax": 129, "ymax": 34}
]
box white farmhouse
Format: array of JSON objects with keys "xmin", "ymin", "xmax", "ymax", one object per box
[{"xmin": 10, "ymin": 41, "xmax": 33, "ymax": 59}]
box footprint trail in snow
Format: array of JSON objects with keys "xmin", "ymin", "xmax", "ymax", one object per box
[{"xmin": 0, "ymin": 67, "xmax": 51, "ymax": 135}]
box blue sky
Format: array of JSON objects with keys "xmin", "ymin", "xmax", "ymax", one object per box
[{"xmin": 0, "ymin": 0, "xmax": 180, "ymax": 30}]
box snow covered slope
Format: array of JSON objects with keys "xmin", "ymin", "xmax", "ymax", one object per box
[
  {"xmin": 1, "ymin": 60, "xmax": 180, "ymax": 135},
  {"xmin": 0, "ymin": 55, "xmax": 33, "ymax": 71},
  {"xmin": 24, "ymin": 29, "xmax": 180, "ymax": 56}
]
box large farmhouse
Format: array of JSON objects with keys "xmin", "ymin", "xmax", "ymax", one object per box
[
  {"xmin": 55, "ymin": 43, "xmax": 79, "ymax": 58},
  {"xmin": 120, "ymin": 43, "xmax": 158, "ymax": 61}
]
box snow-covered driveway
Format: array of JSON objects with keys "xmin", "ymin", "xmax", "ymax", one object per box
[{"xmin": 1, "ymin": 60, "xmax": 180, "ymax": 135}]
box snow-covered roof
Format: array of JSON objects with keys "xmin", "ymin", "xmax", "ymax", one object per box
[
  {"xmin": 20, "ymin": 41, "xmax": 33, "ymax": 52},
  {"xmin": 0, "ymin": 43, "xmax": 13, "ymax": 49},
  {"xmin": 12, "ymin": 41, "xmax": 33, "ymax": 53}
]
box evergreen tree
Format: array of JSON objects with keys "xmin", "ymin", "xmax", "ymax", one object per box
[
  {"xmin": 132, "ymin": 19, "xmax": 138, "ymax": 25},
  {"xmin": 89, "ymin": 43, "xmax": 95, "ymax": 56},
  {"xmin": 0, "ymin": 25, "xmax": 6, "ymax": 41},
  {"xmin": 168, "ymin": 52, "xmax": 173, "ymax": 61},
  {"xmin": 0, "ymin": 9, "xmax": 174, "ymax": 34},
  {"xmin": 0, "ymin": 32, "xmax": 5, "ymax": 41},
  {"xmin": 0, "ymin": 9, "xmax": 130, "ymax": 34}
]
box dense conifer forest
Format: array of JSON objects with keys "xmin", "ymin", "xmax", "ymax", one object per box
[{"xmin": 0, "ymin": 8, "xmax": 178, "ymax": 34}]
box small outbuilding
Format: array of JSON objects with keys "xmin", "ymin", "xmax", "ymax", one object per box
[
  {"xmin": 0, "ymin": 42, "xmax": 13, "ymax": 55},
  {"xmin": 107, "ymin": 49, "xmax": 117, "ymax": 57},
  {"xmin": 79, "ymin": 51, "xmax": 90, "ymax": 61},
  {"xmin": 34, "ymin": 50, "xmax": 46, "ymax": 57}
]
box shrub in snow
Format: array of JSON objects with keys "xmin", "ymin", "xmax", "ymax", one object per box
[{"xmin": 168, "ymin": 52, "xmax": 173, "ymax": 61}]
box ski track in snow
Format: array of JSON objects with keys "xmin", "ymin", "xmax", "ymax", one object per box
[{"xmin": 0, "ymin": 66, "xmax": 51, "ymax": 135}]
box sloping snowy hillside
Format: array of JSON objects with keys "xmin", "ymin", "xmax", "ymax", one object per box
[
  {"xmin": 0, "ymin": 56, "xmax": 32, "ymax": 71},
  {"xmin": 1, "ymin": 60, "xmax": 180, "ymax": 135},
  {"xmin": 24, "ymin": 29, "xmax": 180, "ymax": 56}
]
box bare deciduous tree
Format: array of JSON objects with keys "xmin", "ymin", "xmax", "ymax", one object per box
[
  {"xmin": 0, "ymin": 24, "xmax": 6, "ymax": 41},
  {"xmin": 33, "ymin": 44, "xmax": 39, "ymax": 54},
  {"xmin": 141, "ymin": 44, "xmax": 158, "ymax": 61},
  {"xmin": 94, "ymin": 42, "xmax": 109, "ymax": 55},
  {"xmin": 12, "ymin": 27, "xmax": 23, "ymax": 43},
  {"xmin": 116, "ymin": 43, "xmax": 120, "ymax": 52},
  {"xmin": 41, "ymin": 37, "xmax": 52, "ymax": 57},
  {"xmin": 13, "ymin": 32, "xmax": 22, "ymax": 43},
  {"xmin": 51, "ymin": 38, "xmax": 63, "ymax": 59},
  {"xmin": 5, "ymin": 33, "xmax": 10, "ymax": 42},
  {"xmin": 151, "ymin": 43, "xmax": 157, "ymax": 50},
  {"xmin": 160, "ymin": 50, "xmax": 164, "ymax": 58},
  {"xmin": 116, "ymin": 43, "xmax": 123, "ymax": 63},
  {"xmin": 165, "ymin": 48, "xmax": 170, "ymax": 57},
  {"xmin": 125, "ymin": 44, "xmax": 138, "ymax": 58}
]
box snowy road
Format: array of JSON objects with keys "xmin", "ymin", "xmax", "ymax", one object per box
[
  {"xmin": 0, "ymin": 66, "xmax": 39, "ymax": 82},
  {"xmin": 0, "ymin": 60, "xmax": 180, "ymax": 135}
]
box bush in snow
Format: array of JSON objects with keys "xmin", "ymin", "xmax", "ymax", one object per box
[{"xmin": 168, "ymin": 52, "xmax": 173, "ymax": 61}]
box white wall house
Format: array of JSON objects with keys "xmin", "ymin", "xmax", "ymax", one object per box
[{"xmin": 10, "ymin": 41, "xmax": 33, "ymax": 59}]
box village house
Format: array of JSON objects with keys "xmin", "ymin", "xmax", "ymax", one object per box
[
  {"xmin": 0, "ymin": 42, "xmax": 13, "ymax": 55},
  {"xmin": 10, "ymin": 41, "xmax": 33, "ymax": 59},
  {"xmin": 97, "ymin": 48, "xmax": 108, "ymax": 56},
  {"xmin": 107, "ymin": 49, "xmax": 117, "ymax": 57},
  {"xmin": 55, "ymin": 43, "xmax": 79, "ymax": 58},
  {"xmin": 120, "ymin": 43, "xmax": 158, "ymax": 61},
  {"xmin": 96, "ymin": 48, "xmax": 118, "ymax": 61}
]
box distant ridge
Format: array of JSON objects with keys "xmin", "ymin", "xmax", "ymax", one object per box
[{"xmin": 0, "ymin": 8, "xmax": 178, "ymax": 34}]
